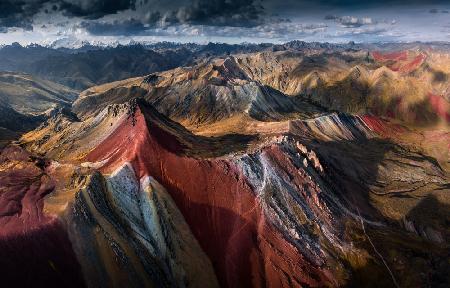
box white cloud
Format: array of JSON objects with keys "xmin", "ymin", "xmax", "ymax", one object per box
[{"xmin": 337, "ymin": 16, "xmax": 375, "ymax": 27}]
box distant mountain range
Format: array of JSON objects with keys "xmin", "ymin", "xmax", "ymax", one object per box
[
  {"xmin": 0, "ymin": 41, "xmax": 279, "ymax": 91},
  {"xmin": 1, "ymin": 40, "xmax": 449, "ymax": 92}
]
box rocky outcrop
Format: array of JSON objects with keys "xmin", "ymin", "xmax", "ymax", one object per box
[
  {"xmin": 83, "ymin": 101, "xmax": 342, "ymax": 287},
  {"xmin": 68, "ymin": 163, "xmax": 218, "ymax": 288},
  {"xmin": 289, "ymin": 113, "xmax": 374, "ymax": 141}
]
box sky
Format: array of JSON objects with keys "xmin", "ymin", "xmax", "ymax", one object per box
[{"xmin": 0, "ymin": 0, "xmax": 449, "ymax": 46}]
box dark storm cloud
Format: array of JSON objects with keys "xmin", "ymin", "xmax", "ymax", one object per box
[
  {"xmin": 78, "ymin": 0, "xmax": 267, "ymax": 36},
  {"xmin": 171, "ymin": 0, "xmax": 264, "ymax": 27},
  {"xmin": 0, "ymin": 0, "xmax": 448, "ymax": 32},
  {"xmin": 315, "ymin": 0, "xmax": 449, "ymax": 7},
  {"xmin": 0, "ymin": 0, "xmax": 264, "ymax": 30},
  {"xmin": 264, "ymin": 0, "xmax": 450, "ymax": 12},
  {"xmin": 0, "ymin": 1, "xmax": 43, "ymax": 31},
  {"xmin": 58, "ymin": 0, "xmax": 137, "ymax": 18},
  {"xmin": 126, "ymin": 0, "xmax": 266, "ymax": 27},
  {"xmin": 79, "ymin": 18, "xmax": 146, "ymax": 35},
  {"xmin": 429, "ymin": 8, "xmax": 449, "ymax": 13},
  {"xmin": 0, "ymin": 0, "xmax": 137, "ymax": 30}
]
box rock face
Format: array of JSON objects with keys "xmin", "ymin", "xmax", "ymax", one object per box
[{"xmin": 68, "ymin": 163, "xmax": 219, "ymax": 288}]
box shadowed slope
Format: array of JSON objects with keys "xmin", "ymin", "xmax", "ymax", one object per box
[
  {"xmin": 0, "ymin": 72, "xmax": 77, "ymax": 147},
  {"xmin": 0, "ymin": 72, "xmax": 77, "ymax": 115},
  {"xmin": 0, "ymin": 146, "xmax": 85, "ymax": 288}
]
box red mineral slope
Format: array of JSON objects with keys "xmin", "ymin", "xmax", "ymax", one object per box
[
  {"xmin": 86, "ymin": 100, "xmax": 335, "ymax": 287},
  {"xmin": 372, "ymin": 50, "xmax": 426, "ymax": 73},
  {"xmin": 372, "ymin": 51, "xmax": 408, "ymax": 62},
  {"xmin": 0, "ymin": 146, "xmax": 85, "ymax": 288},
  {"xmin": 399, "ymin": 53, "xmax": 426, "ymax": 73},
  {"xmin": 428, "ymin": 93, "xmax": 450, "ymax": 123},
  {"xmin": 0, "ymin": 146, "xmax": 53, "ymax": 235},
  {"xmin": 360, "ymin": 115, "xmax": 406, "ymax": 137}
]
